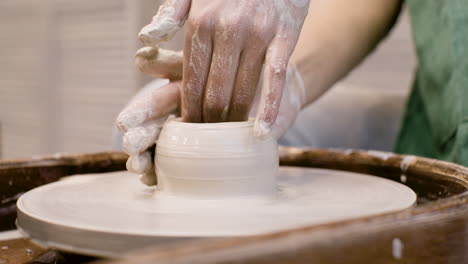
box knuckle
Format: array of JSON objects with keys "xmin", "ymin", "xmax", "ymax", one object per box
[
  {"xmin": 116, "ymin": 112, "xmax": 130, "ymax": 132},
  {"xmin": 268, "ymin": 62, "xmax": 287, "ymax": 79},
  {"xmin": 245, "ymin": 27, "xmax": 272, "ymax": 51},
  {"xmin": 249, "ymin": 23, "xmax": 264, "ymax": 36},
  {"xmin": 216, "ymin": 14, "xmax": 242, "ymax": 41},
  {"xmin": 224, "ymin": 14, "xmax": 242, "ymax": 28},
  {"xmin": 188, "ymin": 15, "xmax": 211, "ymax": 32},
  {"xmin": 122, "ymin": 133, "xmax": 139, "ymax": 154}
]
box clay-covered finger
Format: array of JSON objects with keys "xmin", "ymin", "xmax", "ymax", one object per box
[
  {"xmin": 122, "ymin": 121, "xmax": 162, "ymax": 154},
  {"xmin": 270, "ymin": 64, "xmax": 305, "ymax": 139},
  {"xmin": 135, "ymin": 47, "xmax": 183, "ymax": 80},
  {"xmin": 116, "ymin": 80, "xmax": 181, "ymax": 132},
  {"xmin": 202, "ymin": 20, "xmax": 242, "ymax": 122},
  {"xmin": 127, "ymin": 152, "xmax": 152, "ymax": 174},
  {"xmin": 227, "ymin": 49, "xmax": 265, "ymax": 121},
  {"xmin": 181, "ymin": 13, "xmax": 214, "ymax": 122},
  {"xmin": 139, "ymin": 0, "xmax": 192, "ymax": 47},
  {"xmin": 254, "ymin": 37, "xmax": 290, "ymax": 138}
]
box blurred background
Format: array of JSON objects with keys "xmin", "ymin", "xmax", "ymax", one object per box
[{"xmin": 0, "ymin": 0, "xmax": 415, "ymax": 159}]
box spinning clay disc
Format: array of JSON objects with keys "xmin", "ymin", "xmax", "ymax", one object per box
[{"xmin": 17, "ymin": 167, "xmax": 416, "ymax": 257}]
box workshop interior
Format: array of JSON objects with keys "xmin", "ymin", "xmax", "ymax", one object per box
[{"xmin": 0, "ymin": 1, "xmax": 466, "ymax": 263}]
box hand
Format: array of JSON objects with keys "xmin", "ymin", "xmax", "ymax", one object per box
[
  {"xmin": 116, "ymin": 47, "xmax": 182, "ymax": 185},
  {"xmin": 139, "ymin": 0, "xmax": 310, "ymax": 137},
  {"xmin": 249, "ymin": 64, "xmax": 305, "ymax": 139}
]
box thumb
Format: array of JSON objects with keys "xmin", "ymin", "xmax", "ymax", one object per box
[
  {"xmin": 135, "ymin": 47, "xmax": 183, "ymax": 80},
  {"xmin": 139, "ymin": 0, "xmax": 192, "ymax": 47}
]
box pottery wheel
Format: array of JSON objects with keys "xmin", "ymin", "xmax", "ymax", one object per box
[{"xmin": 17, "ymin": 167, "xmax": 416, "ymax": 257}]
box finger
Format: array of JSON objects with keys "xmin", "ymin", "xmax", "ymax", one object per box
[
  {"xmin": 135, "ymin": 47, "xmax": 183, "ymax": 80},
  {"xmin": 127, "ymin": 155, "xmax": 157, "ymax": 186},
  {"xmin": 270, "ymin": 64, "xmax": 305, "ymax": 139},
  {"xmin": 139, "ymin": 145, "xmax": 156, "ymax": 186},
  {"xmin": 238, "ymin": 15, "xmax": 277, "ymax": 120},
  {"xmin": 122, "ymin": 121, "xmax": 162, "ymax": 154},
  {"xmin": 139, "ymin": 0, "xmax": 192, "ymax": 46},
  {"xmin": 126, "ymin": 151, "xmax": 152, "ymax": 174},
  {"xmin": 247, "ymin": 66, "xmax": 266, "ymax": 118},
  {"xmin": 227, "ymin": 49, "xmax": 265, "ymax": 121},
  {"xmin": 181, "ymin": 14, "xmax": 214, "ymax": 122},
  {"xmin": 254, "ymin": 37, "xmax": 291, "ymax": 138},
  {"xmin": 202, "ymin": 19, "xmax": 243, "ymax": 122},
  {"xmin": 116, "ymin": 81, "xmax": 181, "ymax": 132}
]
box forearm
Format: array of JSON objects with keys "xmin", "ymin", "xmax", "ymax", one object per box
[{"xmin": 290, "ymin": 0, "xmax": 403, "ymax": 108}]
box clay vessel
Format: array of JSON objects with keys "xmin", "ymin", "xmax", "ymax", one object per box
[{"xmin": 155, "ymin": 118, "xmax": 279, "ymax": 199}]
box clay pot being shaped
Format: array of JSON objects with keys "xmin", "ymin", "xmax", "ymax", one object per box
[{"xmin": 155, "ymin": 118, "xmax": 279, "ymax": 199}]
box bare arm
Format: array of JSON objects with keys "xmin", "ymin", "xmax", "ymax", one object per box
[{"xmin": 291, "ymin": 0, "xmax": 403, "ymax": 108}]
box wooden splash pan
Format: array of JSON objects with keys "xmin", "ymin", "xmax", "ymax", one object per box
[{"xmin": 0, "ymin": 147, "xmax": 467, "ymax": 263}]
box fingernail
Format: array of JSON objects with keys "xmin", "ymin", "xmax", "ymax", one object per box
[{"xmin": 254, "ymin": 120, "xmax": 272, "ymax": 139}]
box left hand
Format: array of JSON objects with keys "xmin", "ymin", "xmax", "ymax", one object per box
[{"xmin": 116, "ymin": 47, "xmax": 182, "ymax": 185}]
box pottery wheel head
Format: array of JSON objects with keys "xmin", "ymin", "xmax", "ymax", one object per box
[{"xmin": 16, "ymin": 167, "xmax": 416, "ymax": 257}]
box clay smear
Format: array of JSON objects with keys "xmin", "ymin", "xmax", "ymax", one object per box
[{"xmin": 139, "ymin": 4, "xmax": 181, "ymax": 47}]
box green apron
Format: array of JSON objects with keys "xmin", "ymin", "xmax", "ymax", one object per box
[{"xmin": 395, "ymin": 0, "xmax": 468, "ymax": 166}]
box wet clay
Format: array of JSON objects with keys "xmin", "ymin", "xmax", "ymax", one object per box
[{"xmin": 155, "ymin": 118, "xmax": 278, "ymax": 198}]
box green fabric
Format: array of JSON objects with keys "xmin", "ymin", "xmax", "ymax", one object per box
[{"xmin": 395, "ymin": 0, "xmax": 468, "ymax": 166}]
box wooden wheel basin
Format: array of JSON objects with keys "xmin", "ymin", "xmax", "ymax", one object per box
[{"xmin": 0, "ymin": 147, "xmax": 467, "ymax": 263}]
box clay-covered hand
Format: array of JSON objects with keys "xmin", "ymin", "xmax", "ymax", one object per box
[
  {"xmin": 116, "ymin": 48, "xmax": 182, "ymax": 185},
  {"xmin": 139, "ymin": 0, "xmax": 310, "ymax": 137}
]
